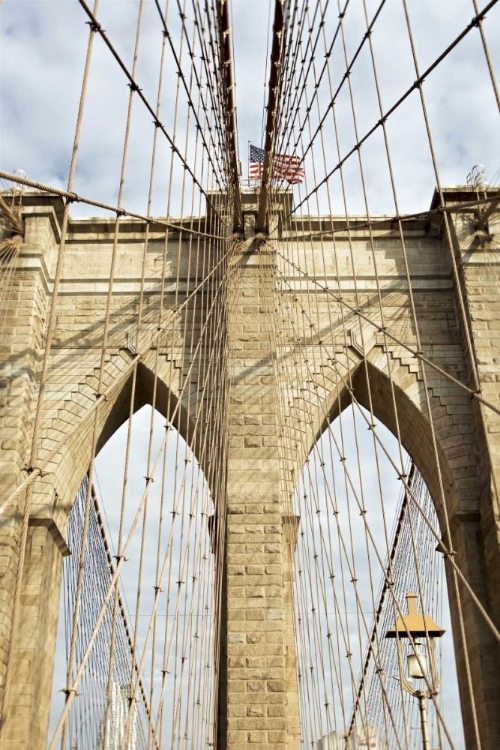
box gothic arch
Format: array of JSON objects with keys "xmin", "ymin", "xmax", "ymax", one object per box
[
  {"xmin": 303, "ymin": 352, "xmax": 479, "ymax": 534},
  {"xmin": 96, "ymin": 360, "xmax": 196, "ymax": 461},
  {"xmin": 297, "ymin": 350, "xmax": 499, "ymax": 750},
  {"xmin": 351, "ymin": 359, "xmax": 455, "ymax": 529},
  {"xmin": 38, "ymin": 355, "xmax": 205, "ymax": 530},
  {"xmin": 28, "ymin": 356, "xmax": 213, "ymax": 748}
]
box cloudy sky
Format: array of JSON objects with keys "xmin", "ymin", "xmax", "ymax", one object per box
[
  {"xmin": 2, "ymin": 0, "xmax": 498, "ymax": 747},
  {"xmin": 1, "ymin": 0, "xmax": 499, "ymax": 216}
]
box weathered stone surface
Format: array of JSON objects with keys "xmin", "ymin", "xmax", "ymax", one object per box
[{"xmin": 0, "ymin": 188, "xmax": 499, "ymax": 748}]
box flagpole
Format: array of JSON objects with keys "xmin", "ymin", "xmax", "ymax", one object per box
[{"xmin": 247, "ymin": 141, "xmax": 251, "ymax": 187}]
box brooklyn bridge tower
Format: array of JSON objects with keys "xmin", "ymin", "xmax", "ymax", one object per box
[{"xmin": 0, "ymin": 1, "xmax": 499, "ymax": 748}]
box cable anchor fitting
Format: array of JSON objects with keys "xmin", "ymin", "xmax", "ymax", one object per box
[{"xmin": 86, "ymin": 20, "xmax": 102, "ymax": 33}]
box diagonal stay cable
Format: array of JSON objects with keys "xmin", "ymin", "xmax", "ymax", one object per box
[
  {"xmin": 76, "ymin": 0, "xmax": 229, "ymax": 226},
  {"xmin": 272, "ymin": 0, "xmax": 384, "ymax": 191},
  {"xmin": 274, "ymin": 247, "xmax": 500, "ymax": 416},
  {"xmin": 151, "ymin": 0, "xmax": 230, "ymax": 196},
  {"xmin": 272, "ymin": 0, "xmax": 363, "ymax": 188},
  {"xmin": 271, "ymin": 193, "xmax": 500, "ymax": 243},
  {"xmin": 285, "ymin": 0, "xmax": 500, "ymax": 220},
  {"xmin": 46, "ymin": 232, "xmax": 243, "ymax": 749},
  {"xmin": 0, "ymin": 170, "xmax": 228, "ymax": 241},
  {"xmin": 0, "ymin": 236, "xmax": 247, "ymax": 514},
  {"xmin": 273, "ymin": 258, "xmax": 500, "ymax": 648},
  {"xmin": 90, "ymin": 484, "xmax": 160, "ymax": 749}
]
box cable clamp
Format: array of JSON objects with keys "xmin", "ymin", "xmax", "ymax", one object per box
[
  {"xmin": 442, "ymin": 549, "xmax": 456, "ymax": 558},
  {"xmin": 60, "ymin": 687, "xmax": 81, "ymax": 697},
  {"xmin": 86, "ymin": 20, "xmax": 102, "ymax": 33}
]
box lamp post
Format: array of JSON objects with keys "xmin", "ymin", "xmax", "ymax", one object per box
[{"xmin": 386, "ymin": 592, "xmax": 445, "ymax": 750}]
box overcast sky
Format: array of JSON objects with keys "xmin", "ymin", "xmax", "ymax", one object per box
[{"xmin": 1, "ymin": 1, "xmax": 499, "ymax": 216}]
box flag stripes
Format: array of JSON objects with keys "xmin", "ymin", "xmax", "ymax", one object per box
[{"xmin": 249, "ymin": 144, "xmax": 305, "ymax": 183}]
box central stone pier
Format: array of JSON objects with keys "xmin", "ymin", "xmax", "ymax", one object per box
[{"xmin": 217, "ymin": 215, "xmax": 300, "ymax": 748}]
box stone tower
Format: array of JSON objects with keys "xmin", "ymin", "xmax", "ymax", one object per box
[{"xmin": 0, "ymin": 187, "xmax": 499, "ymax": 748}]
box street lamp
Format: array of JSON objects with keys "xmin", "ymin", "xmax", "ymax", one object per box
[{"xmin": 386, "ymin": 592, "xmax": 445, "ymax": 750}]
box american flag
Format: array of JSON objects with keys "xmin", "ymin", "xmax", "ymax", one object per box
[{"xmin": 249, "ymin": 144, "xmax": 305, "ymax": 184}]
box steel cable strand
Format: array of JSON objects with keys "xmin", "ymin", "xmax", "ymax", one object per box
[
  {"xmin": 470, "ymin": 0, "xmax": 500, "ymax": 111},
  {"xmin": 76, "ymin": 0, "xmax": 231, "ymax": 227},
  {"xmin": 0, "ymin": 170, "xmax": 228, "ymax": 241},
  {"xmin": 0, "ymin": 1, "xmax": 103, "ymax": 735},
  {"xmin": 63, "ymin": 40, "xmax": 149, "ymax": 750},
  {"xmin": 276, "ymin": 0, "xmax": 500, "ymax": 225},
  {"xmin": 332, "ymin": 3, "xmax": 457, "ymax": 737},
  {"xmin": 152, "ymin": 237, "xmax": 248, "ymax": 740},
  {"xmin": 151, "ymin": 0, "xmax": 232, "ymax": 198},
  {"xmin": 284, "ymin": 28, "xmax": 397, "ymax": 735},
  {"xmin": 272, "ymin": 264, "xmax": 458, "ymax": 747},
  {"xmin": 270, "ymin": 254, "xmax": 412, "ymax": 748},
  {"xmin": 271, "ymin": 0, "xmax": 386, "ymax": 194},
  {"xmin": 274, "ymin": 255, "xmax": 500, "ymax": 644},
  {"xmin": 47, "ymin": 236, "xmax": 243, "ymax": 749},
  {"xmin": 273, "ymin": 247, "xmax": 500, "ymax": 416},
  {"xmin": 121, "ymin": 0, "xmax": 198, "ymax": 737},
  {"xmin": 0, "ymin": 235, "xmax": 241, "ymax": 515},
  {"xmin": 116, "ymin": 226, "xmax": 243, "ymax": 742}
]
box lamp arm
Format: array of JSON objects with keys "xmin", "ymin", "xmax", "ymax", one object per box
[{"xmin": 428, "ymin": 638, "xmax": 440, "ymax": 695}]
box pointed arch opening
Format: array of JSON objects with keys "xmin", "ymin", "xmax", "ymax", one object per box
[
  {"xmin": 306, "ymin": 360, "xmax": 456, "ymax": 535},
  {"xmin": 49, "ymin": 402, "xmax": 220, "ymax": 749},
  {"xmin": 292, "ymin": 387, "xmax": 466, "ymax": 749}
]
